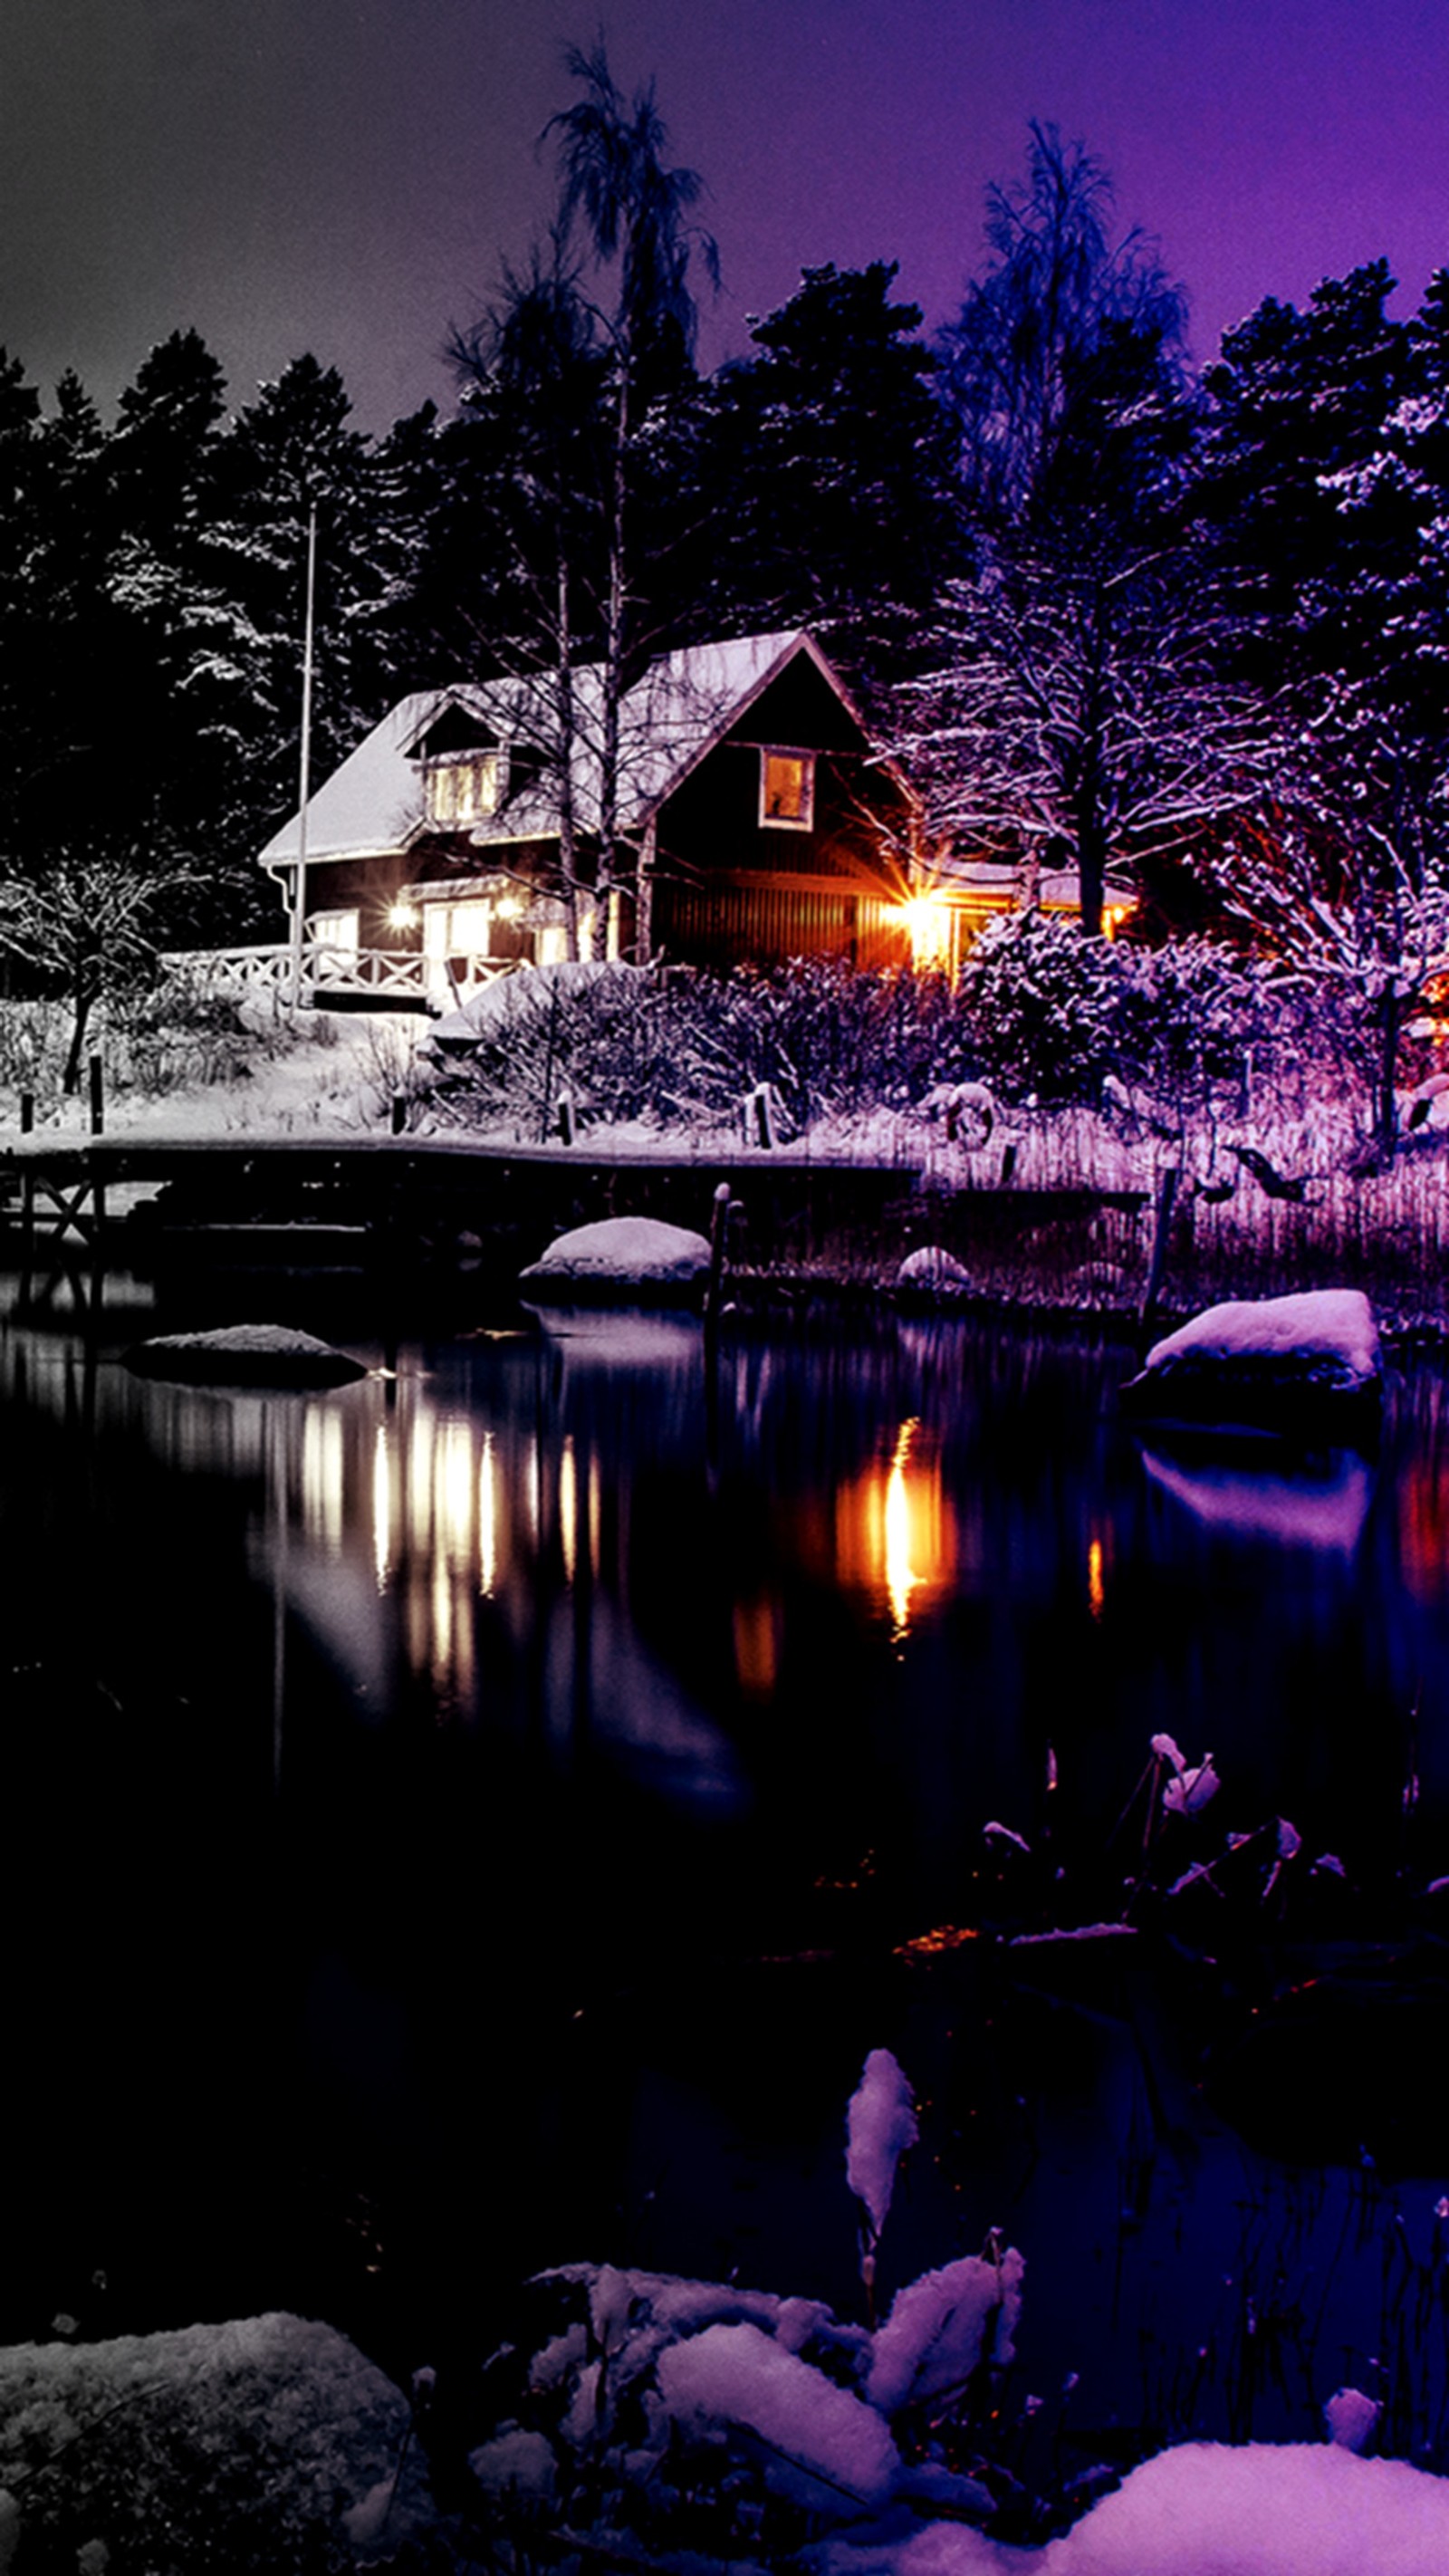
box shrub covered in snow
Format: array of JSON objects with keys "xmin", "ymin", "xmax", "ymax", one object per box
[
  {"xmin": 952, "ymin": 910, "xmax": 1348, "ymax": 1129},
  {"xmin": 416, "ymin": 956, "xmax": 977, "ymax": 1139}
]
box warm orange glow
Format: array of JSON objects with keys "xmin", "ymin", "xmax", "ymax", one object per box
[
  {"xmin": 898, "ymin": 896, "xmax": 954, "ymax": 970},
  {"xmin": 762, "ymin": 749, "xmax": 811, "ymax": 824},
  {"xmin": 1103, "ymin": 902, "xmax": 1134, "ymax": 940},
  {"xmin": 733, "ymin": 1594, "xmax": 780, "ymax": 1698},
  {"xmin": 884, "ymin": 1418, "xmax": 922, "ymax": 1634},
  {"xmin": 895, "ymin": 1923, "xmax": 980, "ymax": 1958},
  {"xmin": 1088, "ymin": 1537, "xmax": 1107, "ymax": 1620},
  {"xmin": 835, "ymin": 1419, "xmax": 955, "ymax": 1639}
]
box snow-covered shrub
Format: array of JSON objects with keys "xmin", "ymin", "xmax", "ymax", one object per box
[
  {"xmin": 417, "ymin": 957, "xmax": 976, "ymax": 1138},
  {"xmin": 952, "ymin": 910, "xmax": 1348, "ymax": 1131}
]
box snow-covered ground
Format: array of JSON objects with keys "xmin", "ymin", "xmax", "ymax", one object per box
[{"xmin": 8, "ymin": 2302, "xmax": 1448, "ymax": 2574}]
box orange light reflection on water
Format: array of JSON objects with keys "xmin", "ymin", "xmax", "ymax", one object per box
[{"xmin": 835, "ymin": 1418, "xmax": 956, "ymax": 1640}]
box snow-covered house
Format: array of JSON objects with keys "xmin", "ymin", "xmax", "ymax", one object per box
[{"xmin": 258, "ymin": 630, "xmax": 921, "ymax": 1003}]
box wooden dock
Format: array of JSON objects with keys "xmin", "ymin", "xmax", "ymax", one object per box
[{"xmin": 0, "ymin": 1131, "xmax": 1148, "ymax": 1320}]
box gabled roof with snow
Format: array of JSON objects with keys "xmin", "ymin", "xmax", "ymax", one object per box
[{"xmin": 259, "ymin": 631, "xmax": 868, "ymax": 871}]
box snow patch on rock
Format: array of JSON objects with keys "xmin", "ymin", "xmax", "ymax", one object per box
[
  {"xmin": 1142, "ymin": 1289, "xmax": 1382, "ymax": 1386},
  {"xmin": 520, "ymin": 1215, "xmax": 712, "ymax": 1290}
]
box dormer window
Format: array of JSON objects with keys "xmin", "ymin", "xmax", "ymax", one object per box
[
  {"xmin": 760, "ymin": 748, "xmax": 814, "ymax": 831},
  {"xmin": 426, "ymin": 749, "xmax": 504, "ymax": 827}
]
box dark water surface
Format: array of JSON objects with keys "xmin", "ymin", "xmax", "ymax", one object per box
[{"xmin": 7, "ymin": 1289, "xmax": 1449, "ymax": 2446}]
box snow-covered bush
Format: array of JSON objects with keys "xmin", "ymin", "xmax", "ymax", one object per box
[
  {"xmin": 417, "ymin": 957, "xmax": 976, "ymax": 1138},
  {"xmin": 951, "ymin": 910, "xmax": 1348, "ymax": 1130}
]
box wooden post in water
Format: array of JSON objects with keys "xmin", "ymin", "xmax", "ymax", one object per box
[
  {"xmin": 90, "ymin": 1055, "xmax": 108, "ymax": 1321},
  {"xmin": 1139, "ymin": 1163, "xmax": 1180, "ymax": 1342},
  {"xmin": 704, "ymin": 1182, "xmax": 733, "ymax": 1345},
  {"xmin": 19, "ymin": 1091, "xmax": 34, "ymax": 1135}
]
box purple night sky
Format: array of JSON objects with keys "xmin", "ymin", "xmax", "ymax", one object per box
[{"xmin": 4, "ymin": 0, "xmax": 1449, "ymax": 429}]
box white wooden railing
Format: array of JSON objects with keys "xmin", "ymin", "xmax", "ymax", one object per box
[{"xmin": 159, "ymin": 944, "xmax": 520, "ymax": 1008}]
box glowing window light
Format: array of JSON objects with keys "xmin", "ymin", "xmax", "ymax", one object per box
[
  {"xmin": 1088, "ymin": 1537, "xmax": 1107, "ymax": 1620},
  {"xmin": 302, "ymin": 1408, "xmax": 345, "ymax": 1549},
  {"xmin": 408, "ymin": 1413, "xmax": 435, "ymax": 1556},
  {"xmin": 588, "ymin": 1452, "xmax": 602, "ymax": 1581},
  {"xmin": 478, "ymin": 1433, "xmax": 497, "ymax": 1599},
  {"xmin": 435, "ymin": 1419, "xmax": 475, "ymax": 1566},
  {"xmin": 372, "ymin": 1426, "xmax": 393, "ymax": 1592},
  {"xmin": 560, "ymin": 1437, "xmax": 578, "ymax": 1587},
  {"xmin": 898, "ymin": 897, "xmax": 954, "ymax": 971},
  {"xmin": 432, "ymin": 1549, "xmax": 453, "ymax": 1684}
]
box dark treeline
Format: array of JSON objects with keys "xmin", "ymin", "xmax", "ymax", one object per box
[{"xmin": 2, "ymin": 69, "xmax": 1448, "ymax": 993}]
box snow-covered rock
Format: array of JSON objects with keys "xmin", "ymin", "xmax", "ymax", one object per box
[
  {"xmin": 124, "ymin": 1322, "xmax": 368, "ymax": 1386},
  {"xmin": 1120, "ymin": 1290, "xmax": 1383, "ymax": 1435},
  {"xmin": 519, "ymin": 1215, "xmax": 713, "ymax": 1298},
  {"xmin": 0, "ymin": 2314, "xmax": 438, "ymax": 2570},
  {"xmin": 897, "ymin": 1245, "xmax": 974, "ymax": 1294}
]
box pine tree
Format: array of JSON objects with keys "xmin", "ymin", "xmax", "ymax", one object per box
[{"xmin": 691, "ymin": 262, "xmax": 964, "ymax": 687}]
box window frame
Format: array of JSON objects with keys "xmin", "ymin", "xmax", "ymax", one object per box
[
  {"xmin": 758, "ymin": 746, "xmax": 816, "ymax": 832},
  {"xmin": 424, "ymin": 746, "xmax": 507, "ymax": 828}
]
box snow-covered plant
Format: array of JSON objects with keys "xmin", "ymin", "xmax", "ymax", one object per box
[
  {"xmin": 845, "ymin": 2048, "xmax": 918, "ymax": 2305},
  {"xmin": 416, "ymin": 956, "xmax": 977, "ymax": 1139}
]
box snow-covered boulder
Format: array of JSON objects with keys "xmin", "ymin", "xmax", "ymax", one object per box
[
  {"xmin": 124, "ymin": 1323, "xmax": 368, "ymax": 1387},
  {"xmin": 1120, "ymin": 1290, "xmax": 1382, "ymax": 1437},
  {"xmin": 0, "ymin": 2314, "xmax": 441, "ymax": 2570},
  {"xmin": 519, "ymin": 1215, "xmax": 713, "ymax": 1302},
  {"xmin": 897, "ymin": 1245, "xmax": 974, "ymax": 1297}
]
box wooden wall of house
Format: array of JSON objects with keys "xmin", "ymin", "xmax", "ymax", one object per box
[
  {"xmin": 654, "ymin": 879, "xmax": 907, "ymax": 973},
  {"xmin": 651, "ymin": 669, "xmax": 913, "ymax": 951}
]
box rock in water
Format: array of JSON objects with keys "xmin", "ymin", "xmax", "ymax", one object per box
[
  {"xmin": 125, "ymin": 1324, "xmax": 368, "ymax": 1387},
  {"xmin": 1120, "ymin": 1289, "xmax": 1382, "ymax": 1439},
  {"xmin": 519, "ymin": 1216, "xmax": 712, "ymax": 1302}
]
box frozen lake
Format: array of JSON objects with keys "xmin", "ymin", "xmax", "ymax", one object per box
[{"xmin": 7, "ymin": 1293, "xmax": 1449, "ymax": 2449}]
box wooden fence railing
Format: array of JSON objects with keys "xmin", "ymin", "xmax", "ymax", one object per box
[{"xmin": 158, "ymin": 945, "xmax": 518, "ymax": 1007}]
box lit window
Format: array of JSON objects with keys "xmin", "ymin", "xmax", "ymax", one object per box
[
  {"xmin": 426, "ymin": 752, "xmax": 503, "ymax": 827},
  {"xmin": 422, "ymin": 898, "xmax": 494, "ymax": 958},
  {"xmin": 307, "ymin": 907, "xmax": 360, "ymax": 955},
  {"xmin": 760, "ymin": 748, "xmax": 814, "ymax": 830}
]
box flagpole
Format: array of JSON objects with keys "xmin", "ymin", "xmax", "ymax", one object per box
[{"xmin": 288, "ymin": 502, "xmax": 318, "ymax": 1007}]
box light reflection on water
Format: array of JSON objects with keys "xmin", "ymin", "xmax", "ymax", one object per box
[{"xmin": 8, "ymin": 1302, "xmax": 1449, "ymax": 2429}]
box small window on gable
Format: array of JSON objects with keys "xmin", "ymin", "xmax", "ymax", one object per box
[
  {"xmin": 760, "ymin": 748, "xmax": 814, "ymax": 831},
  {"xmin": 426, "ymin": 750, "xmax": 504, "ymax": 828}
]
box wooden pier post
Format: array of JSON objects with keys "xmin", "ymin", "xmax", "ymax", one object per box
[{"xmin": 1139, "ymin": 1163, "xmax": 1180, "ymax": 1341}]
